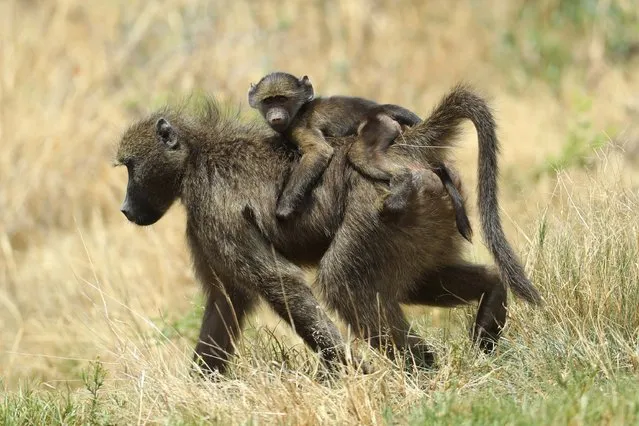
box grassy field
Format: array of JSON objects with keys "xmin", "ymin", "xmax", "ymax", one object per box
[{"xmin": 1, "ymin": 0, "xmax": 639, "ymax": 424}]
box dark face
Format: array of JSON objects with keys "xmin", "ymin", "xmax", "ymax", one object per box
[
  {"xmin": 247, "ymin": 73, "xmax": 315, "ymax": 134},
  {"xmin": 261, "ymin": 96, "xmax": 293, "ymax": 133},
  {"xmin": 116, "ymin": 117, "xmax": 187, "ymax": 226}
]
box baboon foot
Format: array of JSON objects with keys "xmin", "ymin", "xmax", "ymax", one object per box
[
  {"xmin": 471, "ymin": 324, "xmax": 502, "ymax": 355},
  {"xmin": 190, "ymin": 354, "xmax": 225, "ymax": 382},
  {"xmin": 403, "ymin": 343, "xmax": 436, "ymax": 371},
  {"xmin": 317, "ymin": 350, "xmax": 374, "ymax": 380},
  {"xmin": 381, "ymin": 170, "xmax": 416, "ymax": 217}
]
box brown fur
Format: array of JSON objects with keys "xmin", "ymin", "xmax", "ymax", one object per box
[
  {"xmin": 248, "ymin": 72, "xmax": 473, "ymax": 241},
  {"xmin": 115, "ymin": 85, "xmax": 541, "ymax": 376}
]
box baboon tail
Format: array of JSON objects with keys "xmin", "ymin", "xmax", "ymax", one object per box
[{"xmin": 419, "ymin": 84, "xmax": 542, "ymax": 305}]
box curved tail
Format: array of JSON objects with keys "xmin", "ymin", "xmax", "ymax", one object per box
[{"xmin": 415, "ymin": 84, "xmax": 542, "ymax": 305}]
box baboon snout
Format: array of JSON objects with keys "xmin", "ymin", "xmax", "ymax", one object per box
[
  {"xmin": 266, "ymin": 109, "xmax": 288, "ymax": 132},
  {"xmin": 120, "ymin": 199, "xmax": 133, "ymax": 221}
]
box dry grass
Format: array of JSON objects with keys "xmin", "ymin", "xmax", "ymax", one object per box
[{"xmin": 1, "ymin": 0, "xmax": 639, "ymax": 424}]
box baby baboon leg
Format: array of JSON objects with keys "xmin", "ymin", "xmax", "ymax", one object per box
[
  {"xmin": 347, "ymin": 142, "xmax": 394, "ymax": 181},
  {"xmin": 193, "ymin": 285, "xmax": 257, "ymax": 376},
  {"xmin": 432, "ymin": 164, "xmax": 473, "ymax": 242},
  {"xmin": 382, "ymin": 169, "xmax": 418, "ymax": 216},
  {"xmin": 276, "ymin": 127, "xmax": 334, "ymax": 220},
  {"xmin": 404, "ymin": 263, "xmax": 507, "ymax": 353}
]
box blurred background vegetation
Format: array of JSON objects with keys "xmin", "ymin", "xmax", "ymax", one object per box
[{"xmin": 1, "ymin": 0, "xmax": 638, "ymax": 424}]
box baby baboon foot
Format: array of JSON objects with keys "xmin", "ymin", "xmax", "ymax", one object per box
[
  {"xmin": 275, "ymin": 197, "xmax": 298, "ymax": 220},
  {"xmin": 381, "ymin": 170, "xmax": 417, "ymax": 217}
]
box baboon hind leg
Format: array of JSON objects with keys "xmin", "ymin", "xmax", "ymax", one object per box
[
  {"xmin": 403, "ymin": 263, "xmax": 507, "ymax": 353},
  {"xmin": 316, "ymin": 221, "xmax": 435, "ymax": 368}
]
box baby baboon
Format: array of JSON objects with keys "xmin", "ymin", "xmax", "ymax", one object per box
[
  {"xmin": 115, "ymin": 84, "xmax": 541, "ymax": 376},
  {"xmin": 352, "ymin": 111, "xmax": 471, "ymax": 232},
  {"xmin": 248, "ymin": 72, "xmax": 472, "ymax": 241}
]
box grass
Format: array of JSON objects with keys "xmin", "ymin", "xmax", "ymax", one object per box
[{"xmin": 2, "ymin": 0, "xmax": 639, "ymax": 424}]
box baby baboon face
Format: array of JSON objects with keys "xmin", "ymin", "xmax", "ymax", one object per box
[
  {"xmin": 248, "ymin": 72, "xmax": 315, "ymax": 133},
  {"xmin": 261, "ymin": 96, "xmax": 294, "ymax": 132},
  {"xmin": 116, "ymin": 117, "xmax": 187, "ymax": 226}
]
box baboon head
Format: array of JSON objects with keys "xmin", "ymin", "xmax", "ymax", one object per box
[
  {"xmin": 115, "ymin": 116, "xmax": 188, "ymax": 226},
  {"xmin": 248, "ymin": 72, "xmax": 314, "ymax": 133}
]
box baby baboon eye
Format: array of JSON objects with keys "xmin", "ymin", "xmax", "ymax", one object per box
[{"xmin": 264, "ymin": 96, "xmax": 288, "ymax": 105}]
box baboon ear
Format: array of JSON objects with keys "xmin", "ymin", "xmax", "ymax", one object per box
[
  {"xmin": 248, "ymin": 84, "xmax": 258, "ymax": 108},
  {"xmin": 156, "ymin": 118, "xmax": 178, "ymax": 149},
  {"xmin": 299, "ymin": 75, "xmax": 311, "ymax": 86},
  {"xmin": 356, "ymin": 120, "xmax": 367, "ymax": 135},
  {"xmin": 299, "ymin": 75, "xmax": 314, "ymax": 101}
]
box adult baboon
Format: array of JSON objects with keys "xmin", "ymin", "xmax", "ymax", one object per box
[{"xmin": 115, "ymin": 84, "xmax": 541, "ymax": 376}]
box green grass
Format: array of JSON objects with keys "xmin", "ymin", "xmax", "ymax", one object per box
[{"xmin": 408, "ymin": 375, "xmax": 639, "ymax": 425}]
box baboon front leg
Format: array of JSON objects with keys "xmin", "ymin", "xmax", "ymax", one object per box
[
  {"xmin": 257, "ymin": 267, "xmax": 354, "ymax": 371},
  {"xmin": 276, "ymin": 127, "xmax": 334, "ymax": 220},
  {"xmin": 193, "ymin": 285, "xmax": 257, "ymax": 376},
  {"xmin": 404, "ymin": 263, "xmax": 507, "ymax": 353}
]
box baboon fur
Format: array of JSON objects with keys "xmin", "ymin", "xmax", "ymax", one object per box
[{"xmin": 115, "ymin": 84, "xmax": 542, "ymax": 376}]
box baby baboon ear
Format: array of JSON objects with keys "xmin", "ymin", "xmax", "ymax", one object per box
[
  {"xmin": 156, "ymin": 118, "xmax": 178, "ymax": 149},
  {"xmin": 299, "ymin": 75, "xmax": 314, "ymax": 102}
]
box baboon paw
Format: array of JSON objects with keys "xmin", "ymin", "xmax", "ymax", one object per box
[
  {"xmin": 472, "ymin": 325, "xmax": 501, "ymax": 354},
  {"xmin": 190, "ymin": 361, "xmax": 224, "ymax": 382},
  {"xmin": 275, "ymin": 201, "xmax": 297, "ymax": 220},
  {"xmin": 348, "ymin": 355, "xmax": 374, "ymax": 375},
  {"xmin": 405, "ymin": 344, "xmax": 436, "ymax": 371},
  {"xmin": 382, "ymin": 195, "xmax": 409, "ymax": 216}
]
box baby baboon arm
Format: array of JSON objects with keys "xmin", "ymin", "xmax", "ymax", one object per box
[{"xmin": 276, "ymin": 126, "xmax": 335, "ymax": 220}]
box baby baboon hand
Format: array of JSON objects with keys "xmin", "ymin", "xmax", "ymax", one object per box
[{"xmin": 382, "ymin": 170, "xmax": 417, "ymax": 216}]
